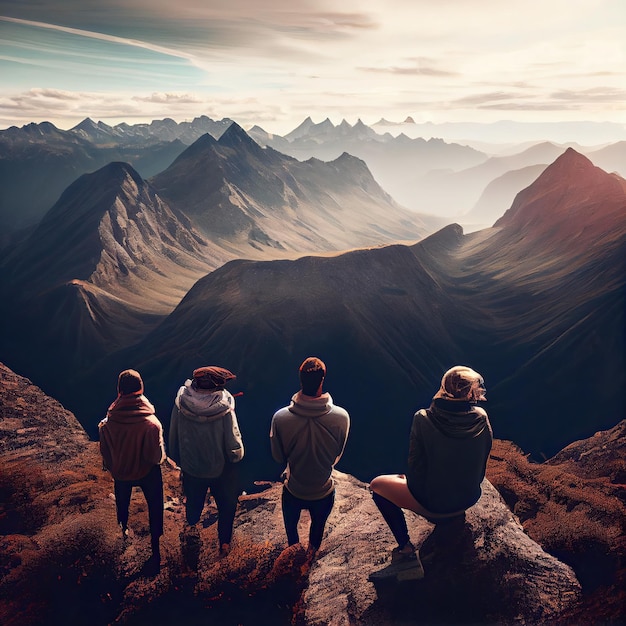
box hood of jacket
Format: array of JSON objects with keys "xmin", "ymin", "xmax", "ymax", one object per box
[
  {"xmin": 288, "ymin": 391, "xmax": 334, "ymax": 418},
  {"xmin": 427, "ymin": 398, "xmax": 488, "ymax": 438},
  {"xmin": 175, "ymin": 380, "xmax": 233, "ymax": 423}
]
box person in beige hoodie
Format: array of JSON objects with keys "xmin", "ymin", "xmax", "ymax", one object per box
[
  {"xmin": 99, "ymin": 369, "xmax": 166, "ymax": 567},
  {"xmin": 270, "ymin": 357, "xmax": 350, "ymax": 558}
]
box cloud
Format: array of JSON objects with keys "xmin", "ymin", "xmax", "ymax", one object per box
[
  {"xmin": 358, "ymin": 64, "xmax": 457, "ymax": 77},
  {"xmin": 133, "ymin": 93, "xmax": 202, "ymax": 104},
  {"xmin": 550, "ymin": 87, "xmax": 626, "ymax": 103}
]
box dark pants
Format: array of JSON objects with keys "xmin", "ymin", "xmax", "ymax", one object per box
[
  {"xmin": 182, "ymin": 462, "xmax": 240, "ymax": 546},
  {"xmin": 114, "ymin": 464, "xmax": 164, "ymax": 546},
  {"xmin": 281, "ymin": 487, "xmax": 335, "ymax": 550},
  {"xmin": 371, "ymin": 491, "xmax": 410, "ymax": 549}
]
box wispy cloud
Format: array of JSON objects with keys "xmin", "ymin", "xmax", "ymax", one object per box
[{"xmin": 0, "ymin": 16, "xmax": 195, "ymax": 61}]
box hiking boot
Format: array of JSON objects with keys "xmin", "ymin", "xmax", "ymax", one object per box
[
  {"xmin": 180, "ymin": 525, "xmax": 201, "ymax": 571},
  {"xmin": 369, "ymin": 543, "xmax": 425, "ymax": 583},
  {"xmin": 219, "ymin": 543, "xmax": 230, "ymax": 557}
]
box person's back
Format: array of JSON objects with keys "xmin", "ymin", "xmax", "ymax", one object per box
[
  {"xmin": 170, "ymin": 381, "xmax": 242, "ymax": 479},
  {"xmin": 271, "ymin": 391, "xmax": 349, "ymax": 500},
  {"xmin": 407, "ymin": 402, "xmax": 492, "ymax": 514}
]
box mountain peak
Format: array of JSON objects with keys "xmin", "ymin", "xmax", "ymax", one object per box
[
  {"xmin": 218, "ymin": 121, "xmax": 261, "ymax": 150},
  {"xmin": 494, "ymin": 148, "xmax": 626, "ymax": 245}
]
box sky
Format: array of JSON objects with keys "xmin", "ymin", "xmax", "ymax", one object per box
[{"xmin": 0, "ymin": 0, "xmax": 625, "ymax": 135}]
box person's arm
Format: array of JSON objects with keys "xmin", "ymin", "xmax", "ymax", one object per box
[
  {"xmin": 223, "ymin": 402, "xmax": 244, "ymax": 463},
  {"xmin": 408, "ymin": 410, "xmax": 427, "ymax": 482},
  {"xmin": 333, "ymin": 410, "xmax": 350, "ymax": 465},
  {"xmin": 168, "ymin": 405, "xmax": 181, "ymax": 466},
  {"xmin": 98, "ymin": 419, "xmax": 112, "ymax": 471},
  {"xmin": 269, "ymin": 415, "xmax": 286, "ymax": 464},
  {"xmin": 143, "ymin": 420, "xmax": 166, "ymax": 466}
]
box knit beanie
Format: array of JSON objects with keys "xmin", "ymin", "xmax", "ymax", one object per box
[
  {"xmin": 117, "ymin": 369, "xmax": 144, "ymax": 396},
  {"xmin": 433, "ymin": 366, "xmax": 486, "ymax": 402},
  {"xmin": 299, "ymin": 357, "xmax": 326, "ymax": 397},
  {"xmin": 192, "ymin": 366, "xmax": 236, "ymax": 390}
]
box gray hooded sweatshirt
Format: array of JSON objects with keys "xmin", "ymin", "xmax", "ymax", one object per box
[
  {"xmin": 169, "ymin": 380, "xmax": 244, "ymax": 478},
  {"xmin": 270, "ymin": 391, "xmax": 350, "ymax": 500}
]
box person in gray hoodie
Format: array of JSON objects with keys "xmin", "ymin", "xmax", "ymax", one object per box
[
  {"xmin": 270, "ymin": 357, "xmax": 350, "ymax": 558},
  {"xmin": 369, "ymin": 365, "xmax": 493, "ymax": 579},
  {"xmin": 169, "ymin": 366, "xmax": 244, "ymax": 556}
]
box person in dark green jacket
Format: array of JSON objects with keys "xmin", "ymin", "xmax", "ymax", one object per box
[{"xmin": 369, "ymin": 365, "xmax": 493, "ymax": 577}]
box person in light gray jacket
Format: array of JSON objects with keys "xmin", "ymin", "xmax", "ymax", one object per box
[
  {"xmin": 270, "ymin": 357, "xmax": 350, "ymax": 557},
  {"xmin": 169, "ymin": 366, "xmax": 244, "ymax": 555}
]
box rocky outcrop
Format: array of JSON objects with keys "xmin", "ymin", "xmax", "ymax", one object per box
[
  {"xmin": 0, "ymin": 362, "xmax": 583, "ymax": 625},
  {"xmin": 301, "ymin": 473, "xmax": 580, "ymax": 625}
]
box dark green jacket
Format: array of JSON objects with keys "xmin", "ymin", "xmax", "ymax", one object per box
[{"xmin": 407, "ymin": 399, "xmax": 493, "ymax": 514}]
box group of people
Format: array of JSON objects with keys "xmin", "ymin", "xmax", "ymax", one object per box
[{"xmin": 99, "ymin": 358, "xmax": 492, "ymax": 577}]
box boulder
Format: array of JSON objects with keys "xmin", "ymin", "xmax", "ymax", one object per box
[{"xmin": 303, "ymin": 472, "xmax": 581, "ymax": 625}]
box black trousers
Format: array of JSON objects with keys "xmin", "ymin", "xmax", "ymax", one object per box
[
  {"xmin": 281, "ymin": 487, "xmax": 335, "ymax": 550},
  {"xmin": 114, "ymin": 464, "xmax": 164, "ymax": 543},
  {"xmin": 182, "ymin": 462, "xmax": 240, "ymax": 545},
  {"xmin": 371, "ymin": 490, "xmax": 410, "ymax": 549}
]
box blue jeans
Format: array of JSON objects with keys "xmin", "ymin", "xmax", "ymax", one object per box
[{"xmin": 281, "ymin": 487, "xmax": 335, "ymax": 550}]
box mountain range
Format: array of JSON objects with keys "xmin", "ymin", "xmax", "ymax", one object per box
[
  {"xmin": 0, "ymin": 124, "xmax": 431, "ymax": 395},
  {"xmin": 4, "ymin": 115, "xmax": 625, "ymax": 249}
]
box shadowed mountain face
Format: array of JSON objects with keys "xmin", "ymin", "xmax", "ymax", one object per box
[
  {"xmin": 151, "ymin": 122, "xmax": 432, "ymax": 253},
  {"xmin": 0, "ymin": 162, "xmax": 224, "ymax": 391},
  {"xmin": 70, "ymin": 149, "xmax": 624, "ymax": 488}
]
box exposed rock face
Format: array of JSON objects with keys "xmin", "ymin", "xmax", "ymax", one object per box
[
  {"xmin": 0, "ymin": 362, "xmax": 583, "ymax": 626},
  {"xmin": 302, "ymin": 474, "xmax": 580, "ymax": 625}
]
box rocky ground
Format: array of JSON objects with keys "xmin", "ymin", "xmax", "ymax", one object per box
[{"xmin": 0, "ymin": 362, "xmax": 624, "ymax": 625}]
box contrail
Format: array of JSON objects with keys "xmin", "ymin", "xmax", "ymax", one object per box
[{"xmin": 0, "ymin": 15, "xmax": 196, "ymax": 62}]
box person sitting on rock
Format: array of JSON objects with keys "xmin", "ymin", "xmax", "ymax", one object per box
[
  {"xmin": 99, "ymin": 369, "xmax": 166, "ymax": 570},
  {"xmin": 369, "ymin": 365, "xmax": 493, "ymax": 579},
  {"xmin": 270, "ymin": 357, "xmax": 350, "ymax": 560},
  {"xmin": 169, "ymin": 366, "xmax": 244, "ymax": 560}
]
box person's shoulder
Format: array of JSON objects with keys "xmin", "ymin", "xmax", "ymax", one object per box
[
  {"xmin": 145, "ymin": 414, "xmax": 164, "ymax": 430},
  {"xmin": 330, "ymin": 404, "xmax": 350, "ymax": 420},
  {"xmin": 413, "ymin": 408, "xmax": 429, "ymax": 420},
  {"xmin": 271, "ymin": 406, "xmax": 292, "ymax": 421}
]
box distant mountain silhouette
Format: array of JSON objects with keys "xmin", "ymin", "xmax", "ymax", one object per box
[
  {"xmin": 69, "ymin": 114, "xmax": 235, "ymax": 146},
  {"xmin": 249, "ymin": 118, "xmax": 487, "ymax": 214},
  {"xmin": 70, "ymin": 149, "xmax": 625, "ymax": 488},
  {"xmin": 463, "ymin": 163, "xmax": 547, "ymax": 229}
]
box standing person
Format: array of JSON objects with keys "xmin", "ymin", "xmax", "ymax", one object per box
[
  {"xmin": 270, "ymin": 357, "xmax": 350, "ymax": 559},
  {"xmin": 99, "ymin": 369, "xmax": 166, "ymax": 569},
  {"xmin": 169, "ymin": 366, "xmax": 244, "ymax": 558},
  {"xmin": 369, "ymin": 365, "xmax": 493, "ymax": 580}
]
